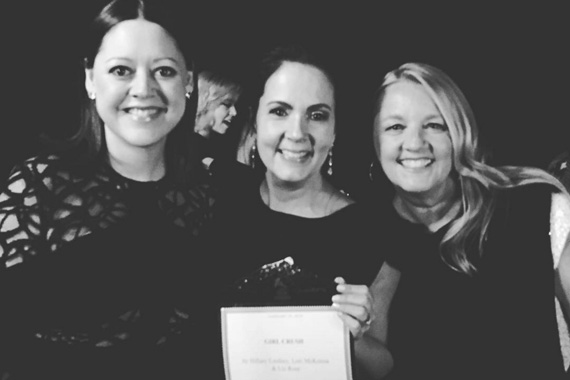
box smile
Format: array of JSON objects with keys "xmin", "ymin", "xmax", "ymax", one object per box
[
  {"xmin": 124, "ymin": 107, "xmax": 165, "ymax": 122},
  {"xmin": 279, "ymin": 149, "xmax": 312, "ymax": 162},
  {"xmin": 398, "ymin": 158, "xmax": 434, "ymax": 168}
]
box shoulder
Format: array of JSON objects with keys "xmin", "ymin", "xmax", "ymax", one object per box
[
  {"xmin": 2, "ymin": 154, "xmax": 62, "ymax": 192},
  {"xmin": 496, "ymin": 182, "xmax": 555, "ymax": 212}
]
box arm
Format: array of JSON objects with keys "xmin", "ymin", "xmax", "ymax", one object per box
[
  {"xmin": 332, "ymin": 262, "xmax": 401, "ymax": 379},
  {"xmin": 556, "ymin": 233, "xmax": 570, "ymax": 322}
]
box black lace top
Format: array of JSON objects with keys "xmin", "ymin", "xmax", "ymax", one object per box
[{"xmin": 0, "ymin": 153, "xmax": 215, "ymax": 378}]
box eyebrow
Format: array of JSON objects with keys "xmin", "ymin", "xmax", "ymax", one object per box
[
  {"xmin": 381, "ymin": 114, "xmax": 442, "ymax": 122},
  {"xmin": 266, "ymin": 101, "xmax": 332, "ymax": 112},
  {"xmin": 104, "ymin": 57, "xmax": 181, "ymax": 65}
]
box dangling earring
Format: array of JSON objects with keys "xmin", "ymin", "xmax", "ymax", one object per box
[
  {"xmin": 369, "ymin": 161, "xmax": 377, "ymax": 182},
  {"xmin": 326, "ymin": 149, "xmax": 333, "ymax": 176},
  {"xmin": 249, "ymin": 144, "xmax": 258, "ymax": 169}
]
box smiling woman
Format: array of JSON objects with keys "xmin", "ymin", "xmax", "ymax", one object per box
[
  {"xmin": 369, "ymin": 62, "xmax": 569, "ymax": 380},
  {"xmin": 205, "ymin": 44, "xmax": 403, "ymax": 380},
  {"xmin": 0, "ymin": 0, "xmax": 215, "ymax": 379}
]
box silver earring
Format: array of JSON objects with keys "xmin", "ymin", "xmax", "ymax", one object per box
[
  {"xmin": 369, "ymin": 161, "xmax": 375, "ymax": 182},
  {"xmin": 326, "ymin": 149, "xmax": 333, "ymax": 176},
  {"xmin": 185, "ymin": 92, "xmax": 191, "ymax": 99},
  {"xmin": 88, "ymin": 92, "xmax": 96, "ymax": 100},
  {"xmin": 249, "ymin": 144, "xmax": 258, "ymax": 169}
]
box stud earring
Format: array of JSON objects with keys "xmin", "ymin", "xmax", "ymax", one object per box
[
  {"xmin": 88, "ymin": 92, "xmax": 96, "ymax": 100},
  {"xmin": 185, "ymin": 92, "xmax": 191, "ymax": 99}
]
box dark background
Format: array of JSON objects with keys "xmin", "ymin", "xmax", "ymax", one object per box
[{"xmin": 1, "ymin": 1, "xmax": 568, "ymax": 194}]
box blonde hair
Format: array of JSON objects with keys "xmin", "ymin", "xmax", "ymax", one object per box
[
  {"xmin": 374, "ymin": 62, "xmax": 566, "ymax": 275},
  {"xmin": 196, "ymin": 70, "xmax": 241, "ymax": 120}
]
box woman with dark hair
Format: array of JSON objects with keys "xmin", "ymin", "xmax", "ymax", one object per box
[
  {"xmin": 370, "ymin": 62, "xmax": 569, "ymax": 379},
  {"xmin": 209, "ymin": 45, "xmax": 396, "ymax": 379},
  {"xmin": 0, "ymin": 0, "xmax": 213, "ymax": 378}
]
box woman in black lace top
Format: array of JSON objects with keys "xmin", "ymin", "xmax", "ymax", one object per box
[{"xmin": 0, "ymin": 0, "xmax": 214, "ymax": 378}]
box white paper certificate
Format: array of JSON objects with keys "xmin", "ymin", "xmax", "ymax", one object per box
[{"xmin": 221, "ymin": 306, "xmax": 353, "ymax": 380}]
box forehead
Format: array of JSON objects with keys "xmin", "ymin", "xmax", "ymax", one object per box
[
  {"xmin": 380, "ymin": 81, "xmax": 440, "ymax": 116},
  {"xmin": 97, "ymin": 18, "xmax": 184, "ymax": 63},
  {"xmin": 262, "ymin": 62, "xmax": 335, "ymax": 106}
]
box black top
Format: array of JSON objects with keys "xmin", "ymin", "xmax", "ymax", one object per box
[
  {"xmin": 210, "ymin": 160, "xmax": 387, "ymax": 301},
  {"xmin": 383, "ymin": 183, "xmax": 566, "ymax": 380},
  {"xmin": 206, "ymin": 159, "xmax": 395, "ymax": 379},
  {"xmin": 0, "ymin": 153, "xmax": 215, "ymax": 379}
]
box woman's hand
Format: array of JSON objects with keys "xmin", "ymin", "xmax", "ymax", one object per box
[{"xmin": 331, "ymin": 277, "xmax": 373, "ymax": 340}]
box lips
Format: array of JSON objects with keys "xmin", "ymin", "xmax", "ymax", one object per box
[
  {"xmin": 279, "ymin": 148, "xmax": 312, "ymax": 162},
  {"xmin": 398, "ymin": 158, "xmax": 434, "ymax": 168},
  {"xmin": 123, "ymin": 107, "xmax": 165, "ymax": 122}
]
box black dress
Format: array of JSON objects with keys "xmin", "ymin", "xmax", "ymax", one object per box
[
  {"xmin": 383, "ymin": 183, "xmax": 566, "ymax": 379},
  {"xmin": 0, "ymin": 153, "xmax": 215, "ymax": 379}
]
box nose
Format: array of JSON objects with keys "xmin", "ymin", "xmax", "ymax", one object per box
[
  {"xmin": 403, "ymin": 126, "xmax": 426, "ymax": 151},
  {"xmin": 131, "ymin": 70, "xmax": 157, "ymax": 98},
  {"xmin": 285, "ymin": 114, "xmax": 309, "ymax": 141},
  {"xmin": 228, "ymin": 105, "xmax": 237, "ymax": 117}
]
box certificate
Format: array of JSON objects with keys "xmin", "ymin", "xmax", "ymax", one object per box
[{"xmin": 221, "ymin": 306, "xmax": 353, "ymax": 380}]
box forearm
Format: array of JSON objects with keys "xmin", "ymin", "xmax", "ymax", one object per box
[
  {"xmin": 556, "ymin": 234, "xmax": 570, "ymax": 320},
  {"xmin": 354, "ymin": 335, "xmax": 393, "ymax": 380}
]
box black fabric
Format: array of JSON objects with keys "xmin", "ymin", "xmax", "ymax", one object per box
[
  {"xmin": 0, "ymin": 154, "xmax": 215, "ymax": 379},
  {"xmin": 383, "ymin": 183, "xmax": 566, "ymax": 380},
  {"xmin": 205, "ymin": 159, "xmax": 392, "ymax": 379}
]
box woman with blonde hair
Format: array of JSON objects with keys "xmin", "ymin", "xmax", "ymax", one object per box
[{"xmin": 370, "ymin": 62, "xmax": 568, "ymax": 379}]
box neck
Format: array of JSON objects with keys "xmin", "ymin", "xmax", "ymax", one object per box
[
  {"xmin": 107, "ymin": 143, "xmax": 166, "ymax": 182},
  {"xmin": 261, "ymin": 174, "xmax": 342, "ymax": 218},
  {"xmin": 394, "ymin": 180, "xmax": 461, "ymax": 232}
]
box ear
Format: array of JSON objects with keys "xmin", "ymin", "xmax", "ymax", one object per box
[
  {"xmin": 84, "ymin": 68, "xmax": 94, "ymax": 97},
  {"xmin": 185, "ymin": 71, "xmax": 194, "ymax": 95}
]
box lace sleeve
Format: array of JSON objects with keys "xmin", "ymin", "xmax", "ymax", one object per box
[{"xmin": 0, "ymin": 160, "xmax": 47, "ymax": 269}]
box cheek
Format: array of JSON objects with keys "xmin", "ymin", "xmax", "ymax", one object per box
[
  {"xmin": 436, "ymin": 139, "xmax": 454, "ymax": 167},
  {"xmin": 378, "ymin": 137, "xmax": 398, "ymax": 161},
  {"xmin": 214, "ymin": 107, "xmax": 228, "ymax": 122}
]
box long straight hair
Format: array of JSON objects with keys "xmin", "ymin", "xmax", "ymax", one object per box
[{"xmin": 61, "ymin": 0, "xmax": 200, "ymax": 182}]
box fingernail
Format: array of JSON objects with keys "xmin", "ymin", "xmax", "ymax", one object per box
[{"xmin": 336, "ymin": 284, "xmax": 345, "ymax": 292}]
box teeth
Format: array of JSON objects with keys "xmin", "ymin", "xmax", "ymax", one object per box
[
  {"xmin": 400, "ymin": 158, "xmax": 432, "ymax": 168},
  {"xmin": 281, "ymin": 150, "xmax": 310, "ymax": 162},
  {"xmin": 127, "ymin": 108, "xmax": 161, "ymax": 122}
]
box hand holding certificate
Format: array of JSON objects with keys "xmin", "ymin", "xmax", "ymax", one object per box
[
  {"xmin": 221, "ymin": 306, "xmax": 353, "ymax": 380},
  {"xmin": 221, "ymin": 257, "xmax": 353, "ymax": 379}
]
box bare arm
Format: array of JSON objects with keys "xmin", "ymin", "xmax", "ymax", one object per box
[
  {"xmin": 332, "ymin": 263, "xmax": 401, "ymax": 379},
  {"xmin": 556, "ymin": 233, "xmax": 570, "ymax": 321}
]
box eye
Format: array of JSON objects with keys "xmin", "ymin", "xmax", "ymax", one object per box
[
  {"xmin": 425, "ymin": 122, "xmax": 447, "ymax": 131},
  {"xmin": 109, "ymin": 65, "xmax": 132, "ymax": 77},
  {"xmin": 269, "ymin": 107, "xmax": 287, "ymax": 117},
  {"xmin": 309, "ymin": 111, "xmax": 329, "ymax": 121},
  {"xmin": 386, "ymin": 123, "xmax": 405, "ymax": 131},
  {"xmin": 155, "ymin": 66, "xmax": 177, "ymax": 78}
]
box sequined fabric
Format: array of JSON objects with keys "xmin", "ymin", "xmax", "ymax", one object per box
[
  {"xmin": 549, "ymin": 151, "xmax": 570, "ymax": 369},
  {"xmin": 552, "ymin": 192, "xmax": 570, "ymax": 369}
]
